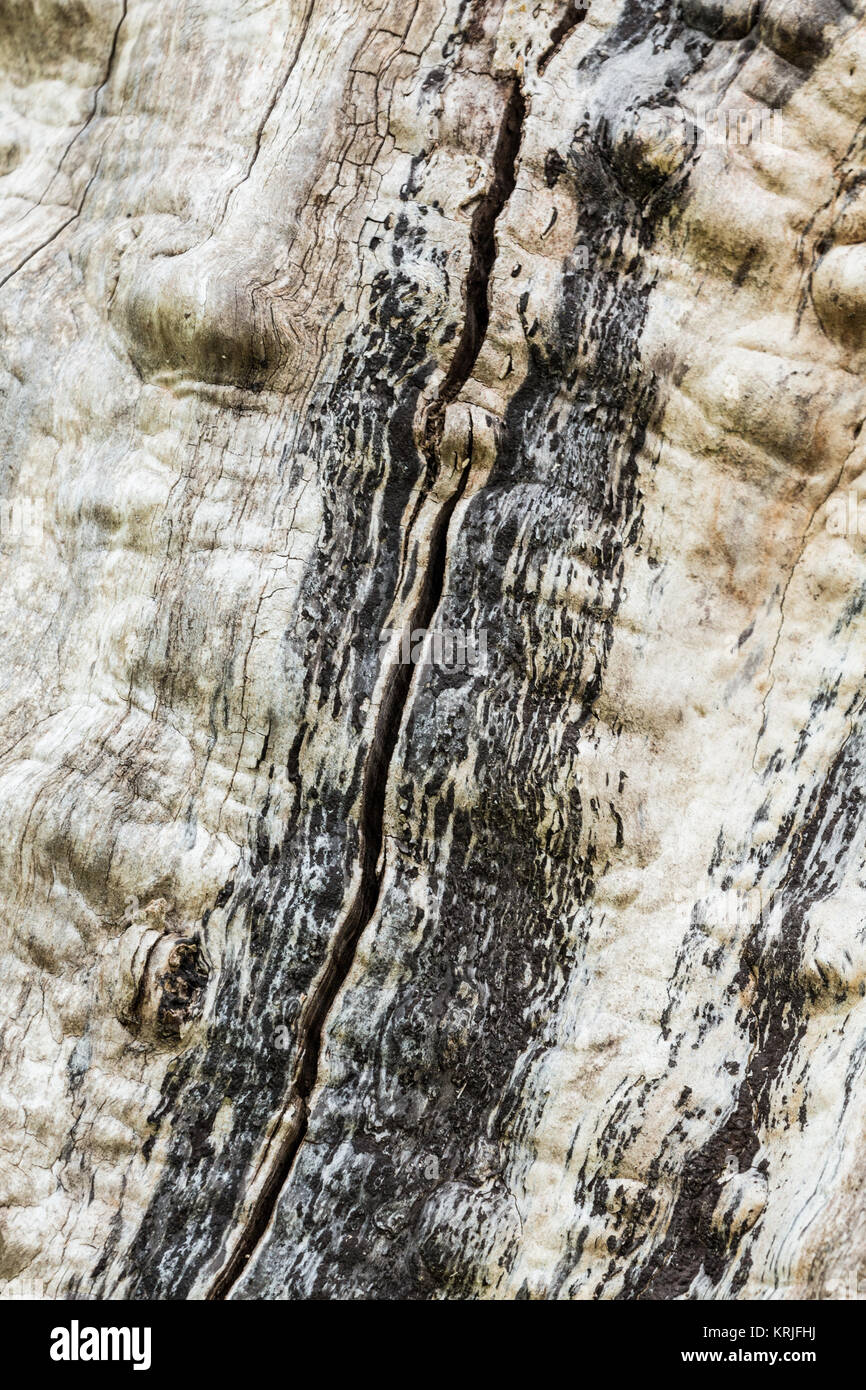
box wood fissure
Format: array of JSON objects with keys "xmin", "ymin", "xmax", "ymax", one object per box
[{"xmin": 206, "ymin": 71, "xmax": 526, "ymax": 1302}]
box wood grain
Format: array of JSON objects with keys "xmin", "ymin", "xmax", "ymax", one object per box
[{"xmin": 1, "ymin": 0, "xmax": 865, "ymax": 1301}]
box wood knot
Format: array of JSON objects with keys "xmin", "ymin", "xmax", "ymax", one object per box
[{"xmin": 115, "ymin": 901, "xmax": 210, "ymax": 1044}]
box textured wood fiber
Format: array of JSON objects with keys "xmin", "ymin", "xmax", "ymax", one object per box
[{"xmin": 1, "ymin": 0, "xmax": 866, "ymax": 1301}]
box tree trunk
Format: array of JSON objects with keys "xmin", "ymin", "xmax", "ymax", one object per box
[{"xmin": 1, "ymin": 0, "xmax": 865, "ymax": 1301}]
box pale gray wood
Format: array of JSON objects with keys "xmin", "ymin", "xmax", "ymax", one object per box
[{"xmin": 0, "ymin": 0, "xmax": 865, "ymax": 1301}]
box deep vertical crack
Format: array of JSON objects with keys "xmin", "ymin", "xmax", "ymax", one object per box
[
  {"xmin": 425, "ymin": 76, "xmax": 526, "ymax": 440},
  {"xmin": 207, "ymin": 73, "xmax": 525, "ymax": 1301}
]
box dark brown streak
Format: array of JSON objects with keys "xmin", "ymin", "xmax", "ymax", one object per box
[{"xmin": 537, "ymin": 2, "xmax": 587, "ymax": 76}]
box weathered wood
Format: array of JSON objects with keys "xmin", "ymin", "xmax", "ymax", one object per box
[{"xmin": 1, "ymin": 0, "xmax": 866, "ymax": 1301}]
